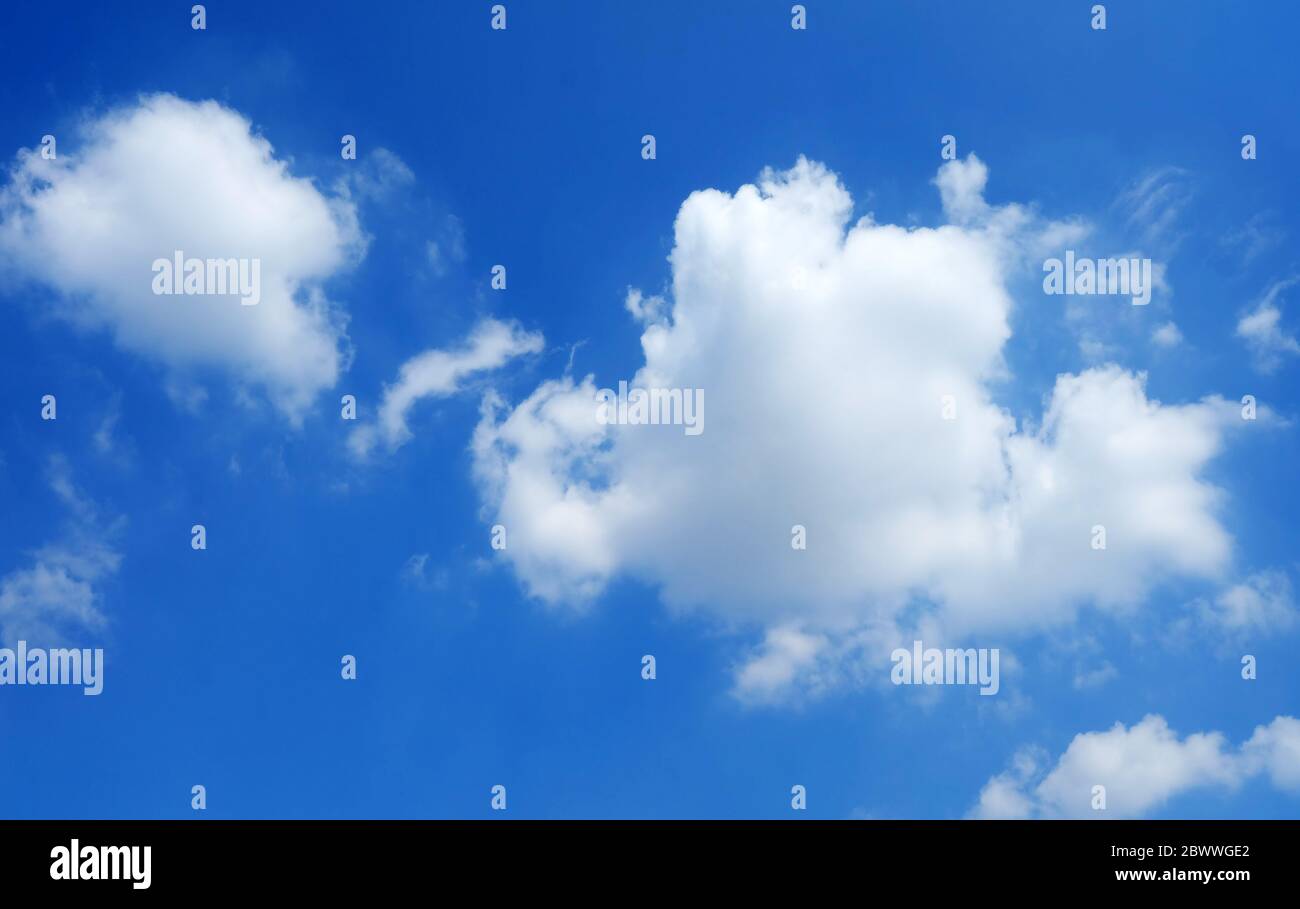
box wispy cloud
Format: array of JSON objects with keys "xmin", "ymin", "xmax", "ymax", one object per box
[
  {"xmin": 1220, "ymin": 212, "xmax": 1285, "ymax": 265},
  {"xmin": 0, "ymin": 457, "xmax": 122, "ymax": 645},
  {"xmin": 1114, "ymin": 166, "xmax": 1192, "ymax": 250},
  {"xmin": 349, "ymin": 317, "xmax": 544, "ymax": 459},
  {"xmin": 1237, "ymin": 277, "xmax": 1300, "ymax": 372}
]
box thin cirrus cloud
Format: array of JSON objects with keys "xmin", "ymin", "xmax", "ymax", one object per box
[
  {"xmin": 968, "ymin": 714, "xmax": 1300, "ymax": 819},
  {"xmin": 1114, "ymin": 166, "xmax": 1192, "ymax": 250},
  {"xmin": 470, "ymin": 154, "xmax": 1259, "ymax": 702},
  {"xmin": 0, "ymin": 93, "xmax": 365, "ymax": 421},
  {"xmin": 349, "ymin": 317, "xmax": 544, "ymax": 459}
]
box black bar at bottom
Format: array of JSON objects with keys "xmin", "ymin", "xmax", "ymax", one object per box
[{"xmin": 0, "ymin": 819, "xmax": 1287, "ymax": 893}]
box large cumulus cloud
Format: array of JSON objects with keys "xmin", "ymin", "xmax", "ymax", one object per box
[{"xmin": 471, "ymin": 155, "xmax": 1244, "ymax": 699}]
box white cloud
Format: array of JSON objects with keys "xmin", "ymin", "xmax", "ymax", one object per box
[
  {"xmin": 1220, "ymin": 212, "xmax": 1284, "ymax": 265},
  {"xmin": 400, "ymin": 552, "xmax": 446, "ymax": 591},
  {"xmin": 968, "ymin": 748, "xmax": 1046, "ymax": 820},
  {"xmin": 0, "ymin": 458, "xmax": 121, "ymax": 645},
  {"xmin": 1072, "ymin": 662, "xmax": 1118, "ymax": 690},
  {"xmin": 426, "ymin": 215, "xmax": 467, "ymax": 277},
  {"xmin": 732, "ymin": 626, "xmax": 829, "ymax": 703},
  {"xmin": 0, "ymin": 94, "xmax": 364, "ymax": 420},
  {"xmin": 89, "ymin": 393, "xmax": 130, "ymax": 463},
  {"xmin": 345, "ymin": 146, "xmax": 414, "ymax": 202},
  {"xmin": 470, "ymin": 155, "xmax": 1245, "ymax": 699},
  {"xmin": 1241, "ymin": 716, "xmax": 1300, "ymax": 792},
  {"xmin": 1200, "ymin": 571, "xmax": 1297, "ymax": 633},
  {"xmin": 970, "ymin": 714, "xmax": 1300, "ymax": 818},
  {"xmin": 1236, "ymin": 277, "xmax": 1300, "ymax": 373},
  {"xmin": 1115, "ymin": 167, "xmax": 1191, "ymax": 249},
  {"xmin": 1151, "ymin": 321, "xmax": 1183, "ymax": 348},
  {"xmin": 403, "ymin": 553, "xmax": 430, "ymax": 581},
  {"xmin": 1062, "ymin": 252, "xmax": 1171, "ymax": 362},
  {"xmin": 933, "ymin": 154, "xmax": 992, "ymax": 225},
  {"xmin": 624, "ymin": 288, "xmax": 667, "ymax": 324},
  {"xmin": 350, "ymin": 317, "xmax": 544, "ymax": 458},
  {"xmin": 92, "ymin": 410, "xmax": 119, "ymax": 455}
]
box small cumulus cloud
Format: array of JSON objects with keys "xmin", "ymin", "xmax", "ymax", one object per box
[
  {"xmin": 1151, "ymin": 321, "xmax": 1183, "ymax": 348},
  {"xmin": 969, "ymin": 714, "xmax": 1300, "ymax": 818},
  {"xmin": 0, "ymin": 94, "xmax": 365, "ymax": 421}
]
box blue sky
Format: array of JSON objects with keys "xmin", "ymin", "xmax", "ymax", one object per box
[{"xmin": 0, "ymin": 1, "xmax": 1297, "ymax": 819}]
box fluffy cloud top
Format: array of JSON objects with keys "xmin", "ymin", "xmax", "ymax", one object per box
[
  {"xmin": 470, "ymin": 155, "xmax": 1247, "ymax": 698},
  {"xmin": 0, "ymin": 94, "xmax": 363, "ymax": 419},
  {"xmin": 970, "ymin": 714, "xmax": 1300, "ymax": 819},
  {"xmin": 350, "ymin": 318, "xmax": 544, "ymax": 458}
]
